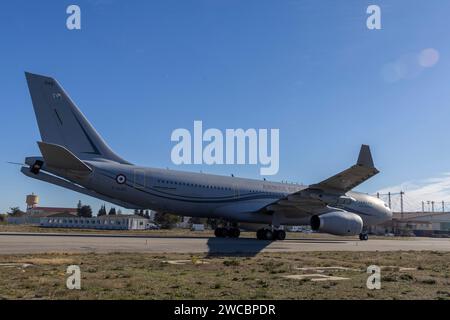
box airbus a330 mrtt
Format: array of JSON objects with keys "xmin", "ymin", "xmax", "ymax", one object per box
[{"xmin": 21, "ymin": 72, "xmax": 392, "ymax": 241}]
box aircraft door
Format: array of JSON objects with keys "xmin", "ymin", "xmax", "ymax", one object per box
[
  {"xmin": 233, "ymin": 183, "xmax": 240, "ymax": 199},
  {"xmin": 133, "ymin": 169, "xmax": 146, "ymax": 189}
]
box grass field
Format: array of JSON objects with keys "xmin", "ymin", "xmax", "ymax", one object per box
[{"xmin": 1, "ymin": 251, "xmax": 449, "ymax": 300}]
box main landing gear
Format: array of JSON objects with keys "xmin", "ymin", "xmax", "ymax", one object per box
[
  {"xmin": 359, "ymin": 233, "xmax": 369, "ymax": 241},
  {"xmin": 214, "ymin": 227, "xmax": 241, "ymax": 238},
  {"xmin": 256, "ymin": 228, "xmax": 286, "ymax": 241}
]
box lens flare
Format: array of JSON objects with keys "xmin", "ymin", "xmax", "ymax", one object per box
[{"xmin": 419, "ymin": 48, "xmax": 440, "ymax": 68}]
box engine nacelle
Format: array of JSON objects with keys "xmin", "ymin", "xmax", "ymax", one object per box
[{"xmin": 310, "ymin": 211, "xmax": 363, "ymax": 236}]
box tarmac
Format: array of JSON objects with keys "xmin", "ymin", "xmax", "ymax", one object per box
[{"xmin": 0, "ymin": 232, "xmax": 449, "ymax": 254}]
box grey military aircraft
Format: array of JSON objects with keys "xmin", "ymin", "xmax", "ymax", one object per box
[{"xmin": 21, "ymin": 72, "xmax": 392, "ymax": 241}]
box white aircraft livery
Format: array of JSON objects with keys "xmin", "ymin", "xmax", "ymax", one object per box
[{"xmin": 21, "ymin": 72, "xmax": 392, "ymax": 241}]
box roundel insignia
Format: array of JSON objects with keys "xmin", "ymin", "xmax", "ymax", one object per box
[{"xmin": 116, "ymin": 174, "xmax": 127, "ymax": 185}]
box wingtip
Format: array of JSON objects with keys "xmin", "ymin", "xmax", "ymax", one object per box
[{"xmin": 357, "ymin": 144, "xmax": 375, "ymax": 168}]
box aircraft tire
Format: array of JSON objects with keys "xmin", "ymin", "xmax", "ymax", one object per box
[
  {"xmin": 229, "ymin": 227, "xmax": 240, "ymax": 238},
  {"xmin": 275, "ymin": 230, "xmax": 286, "ymax": 241},
  {"xmin": 263, "ymin": 229, "xmax": 274, "ymax": 241},
  {"xmin": 215, "ymin": 227, "xmax": 226, "ymax": 238},
  {"xmin": 256, "ymin": 229, "xmax": 264, "ymax": 240},
  {"xmin": 256, "ymin": 228, "xmax": 276, "ymax": 240}
]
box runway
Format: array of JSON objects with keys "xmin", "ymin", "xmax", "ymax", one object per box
[{"xmin": 0, "ymin": 232, "xmax": 449, "ymax": 254}]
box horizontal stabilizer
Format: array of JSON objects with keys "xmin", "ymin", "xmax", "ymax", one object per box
[{"xmin": 37, "ymin": 141, "xmax": 92, "ymax": 173}]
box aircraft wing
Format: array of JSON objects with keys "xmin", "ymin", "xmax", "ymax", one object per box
[
  {"xmin": 262, "ymin": 195, "xmax": 332, "ymax": 217},
  {"xmin": 308, "ymin": 144, "xmax": 379, "ymax": 194},
  {"xmin": 261, "ymin": 145, "xmax": 379, "ymax": 216}
]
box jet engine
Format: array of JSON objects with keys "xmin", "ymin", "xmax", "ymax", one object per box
[{"xmin": 310, "ymin": 211, "xmax": 363, "ymax": 236}]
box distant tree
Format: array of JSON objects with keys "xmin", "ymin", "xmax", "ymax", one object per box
[
  {"xmin": 108, "ymin": 207, "xmax": 117, "ymax": 215},
  {"xmin": 76, "ymin": 200, "xmax": 83, "ymax": 216},
  {"xmin": 145, "ymin": 210, "xmax": 150, "ymax": 218},
  {"xmin": 97, "ymin": 205, "xmax": 107, "ymax": 217},
  {"xmin": 134, "ymin": 209, "xmax": 139, "ymax": 215},
  {"xmin": 117, "ymin": 209, "xmax": 122, "ymax": 215},
  {"xmin": 78, "ymin": 205, "xmax": 92, "ymax": 218},
  {"xmin": 0, "ymin": 214, "xmax": 5, "ymax": 223},
  {"xmin": 154, "ymin": 212, "xmax": 180, "ymax": 229},
  {"xmin": 7, "ymin": 207, "xmax": 22, "ymax": 216}
]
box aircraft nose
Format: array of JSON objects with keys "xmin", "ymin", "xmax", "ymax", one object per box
[{"xmin": 385, "ymin": 207, "xmax": 393, "ymax": 220}]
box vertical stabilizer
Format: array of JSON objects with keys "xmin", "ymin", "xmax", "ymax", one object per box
[{"xmin": 25, "ymin": 72, "xmax": 130, "ymax": 164}]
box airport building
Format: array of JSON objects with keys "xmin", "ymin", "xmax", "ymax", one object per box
[
  {"xmin": 40, "ymin": 214, "xmax": 149, "ymax": 230},
  {"xmin": 7, "ymin": 208, "xmax": 78, "ymax": 225},
  {"xmin": 27, "ymin": 206, "xmax": 78, "ymax": 216},
  {"xmin": 372, "ymin": 211, "xmax": 450, "ymax": 237},
  {"xmin": 7, "ymin": 193, "xmax": 79, "ymax": 225},
  {"xmin": 7, "ymin": 194, "xmax": 150, "ymax": 230},
  {"xmin": 176, "ymin": 216, "xmax": 192, "ymax": 229}
]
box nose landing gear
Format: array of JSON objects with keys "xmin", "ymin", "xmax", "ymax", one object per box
[{"xmin": 359, "ymin": 233, "xmax": 369, "ymax": 241}]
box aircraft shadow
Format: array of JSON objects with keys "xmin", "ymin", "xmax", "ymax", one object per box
[{"xmin": 206, "ymin": 237, "xmax": 272, "ymax": 257}]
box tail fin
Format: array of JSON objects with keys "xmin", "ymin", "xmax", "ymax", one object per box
[{"xmin": 25, "ymin": 72, "xmax": 130, "ymax": 164}]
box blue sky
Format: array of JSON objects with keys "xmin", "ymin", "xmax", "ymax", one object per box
[{"xmin": 1, "ymin": 0, "xmax": 450, "ymax": 213}]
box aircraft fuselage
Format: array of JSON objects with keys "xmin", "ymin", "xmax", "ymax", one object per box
[{"xmin": 44, "ymin": 160, "xmax": 391, "ymax": 227}]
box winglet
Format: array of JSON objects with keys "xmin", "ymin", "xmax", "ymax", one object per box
[{"xmin": 357, "ymin": 144, "xmax": 375, "ymax": 168}]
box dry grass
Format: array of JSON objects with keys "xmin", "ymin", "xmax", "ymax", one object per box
[
  {"xmin": 16, "ymin": 257, "xmax": 76, "ymax": 266},
  {"xmin": 0, "ymin": 251, "xmax": 449, "ymax": 300}
]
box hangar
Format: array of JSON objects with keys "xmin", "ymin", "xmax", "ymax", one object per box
[{"xmin": 372, "ymin": 211, "xmax": 450, "ymax": 237}]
